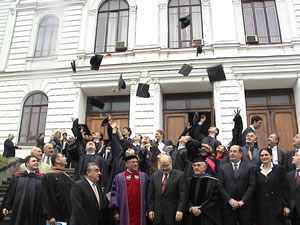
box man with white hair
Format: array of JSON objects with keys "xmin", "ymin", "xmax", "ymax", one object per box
[
  {"xmin": 41, "ymin": 143, "xmax": 54, "ymax": 166},
  {"xmin": 19, "ymin": 147, "xmax": 51, "ymax": 173},
  {"xmin": 186, "ymin": 158, "xmax": 221, "ymax": 225},
  {"xmin": 3, "ymin": 134, "xmax": 22, "ymax": 157}
]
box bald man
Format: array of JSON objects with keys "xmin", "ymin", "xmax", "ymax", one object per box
[
  {"xmin": 148, "ymin": 155, "xmax": 186, "ymax": 225},
  {"xmin": 19, "ymin": 147, "xmax": 51, "ymax": 173}
]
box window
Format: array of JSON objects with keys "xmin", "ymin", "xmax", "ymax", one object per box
[
  {"xmin": 168, "ymin": 0, "xmax": 203, "ymax": 48},
  {"xmin": 242, "ymin": 0, "xmax": 281, "ymax": 44},
  {"xmin": 87, "ymin": 96, "xmax": 130, "ymax": 114},
  {"xmin": 19, "ymin": 92, "xmax": 48, "ymax": 145},
  {"xmin": 95, "ymin": 0, "xmax": 129, "ymax": 53},
  {"xmin": 35, "ymin": 15, "xmax": 59, "ymax": 57}
]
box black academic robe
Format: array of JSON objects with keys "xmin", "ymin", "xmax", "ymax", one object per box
[
  {"xmin": 2, "ymin": 171, "xmax": 43, "ymax": 225},
  {"xmin": 185, "ymin": 176, "xmax": 222, "ymax": 225},
  {"xmin": 42, "ymin": 171, "xmax": 72, "ymax": 222}
]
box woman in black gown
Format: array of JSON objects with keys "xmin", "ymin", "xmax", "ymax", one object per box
[{"xmin": 255, "ymin": 148, "xmax": 290, "ymax": 225}]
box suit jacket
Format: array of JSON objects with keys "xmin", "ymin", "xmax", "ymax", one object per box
[
  {"xmin": 19, "ymin": 161, "xmax": 51, "ymax": 174},
  {"xmin": 241, "ymin": 126, "xmax": 256, "ymax": 147},
  {"xmin": 273, "ymin": 146, "xmax": 286, "ymax": 166},
  {"xmin": 70, "ymin": 178, "xmax": 103, "ymax": 225},
  {"xmin": 287, "ymin": 169, "xmax": 300, "ymax": 217},
  {"xmin": 148, "ymin": 169, "xmax": 187, "ymax": 225},
  {"xmin": 285, "ymin": 149, "xmax": 299, "ymax": 172},
  {"xmin": 241, "ymin": 146, "xmax": 260, "ymax": 168},
  {"xmin": 3, "ymin": 138, "xmax": 18, "ymax": 157},
  {"xmin": 218, "ymin": 162, "xmax": 256, "ymax": 205}
]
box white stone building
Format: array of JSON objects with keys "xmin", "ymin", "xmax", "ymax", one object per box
[{"xmin": 0, "ymin": 0, "xmax": 300, "ymax": 157}]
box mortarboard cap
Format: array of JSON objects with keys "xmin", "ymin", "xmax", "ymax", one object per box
[
  {"xmin": 192, "ymin": 112, "xmax": 199, "ymax": 126},
  {"xmin": 196, "ymin": 45, "xmax": 203, "ymax": 57},
  {"xmin": 123, "ymin": 154, "xmax": 138, "ymax": 162},
  {"xmin": 118, "ymin": 74, "xmax": 126, "ymax": 91},
  {"xmin": 71, "ymin": 60, "xmax": 76, "ymax": 73},
  {"xmin": 179, "ymin": 64, "xmax": 193, "ymax": 77},
  {"xmin": 78, "ymin": 124, "xmax": 91, "ymax": 136},
  {"xmin": 101, "ymin": 118, "xmax": 109, "ymax": 127},
  {"xmin": 179, "ymin": 14, "xmax": 191, "ymax": 29},
  {"xmin": 91, "ymin": 97, "xmax": 105, "ymax": 110},
  {"xmin": 90, "ymin": 55, "xmax": 103, "ymax": 71},
  {"xmin": 206, "ymin": 64, "xmax": 226, "ymax": 83},
  {"xmin": 136, "ymin": 83, "xmax": 150, "ymax": 98},
  {"xmin": 192, "ymin": 156, "xmax": 205, "ymax": 164}
]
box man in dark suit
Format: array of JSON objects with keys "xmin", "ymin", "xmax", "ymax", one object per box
[
  {"xmin": 241, "ymin": 115, "xmax": 263, "ymax": 147},
  {"xmin": 218, "ymin": 145, "xmax": 256, "ymax": 225},
  {"xmin": 285, "ymin": 134, "xmax": 300, "ymax": 172},
  {"xmin": 69, "ymin": 141, "xmax": 108, "ymax": 189},
  {"xmin": 287, "ymin": 151, "xmax": 300, "ymax": 225},
  {"xmin": 241, "ymin": 132, "xmax": 260, "ymax": 168},
  {"xmin": 148, "ymin": 154, "xmax": 186, "ymax": 225},
  {"xmin": 70, "ymin": 162, "xmax": 104, "ymax": 225},
  {"xmin": 267, "ymin": 133, "xmax": 286, "ymax": 166},
  {"xmin": 3, "ymin": 134, "xmax": 21, "ymax": 157},
  {"xmin": 201, "ymin": 126, "xmax": 222, "ymax": 154}
]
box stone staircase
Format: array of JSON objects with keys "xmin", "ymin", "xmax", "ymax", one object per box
[{"xmin": 0, "ymin": 168, "xmax": 75, "ymax": 225}]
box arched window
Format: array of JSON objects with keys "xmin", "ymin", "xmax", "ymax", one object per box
[
  {"xmin": 168, "ymin": 0, "xmax": 203, "ymax": 48},
  {"xmin": 242, "ymin": 0, "xmax": 281, "ymax": 44},
  {"xmin": 95, "ymin": 0, "xmax": 129, "ymax": 53},
  {"xmin": 19, "ymin": 92, "xmax": 48, "ymax": 144},
  {"xmin": 34, "ymin": 15, "xmax": 59, "ymax": 57}
]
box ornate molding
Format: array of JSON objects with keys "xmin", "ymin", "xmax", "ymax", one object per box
[
  {"xmin": 158, "ymin": 3, "xmax": 167, "ymax": 10},
  {"xmin": 88, "ymin": 9, "xmax": 96, "ymax": 16},
  {"xmin": 130, "ymin": 6, "xmax": 137, "ymax": 13},
  {"xmin": 201, "ymin": 0, "xmax": 210, "ymax": 6},
  {"xmin": 232, "ymin": 0, "xmax": 241, "ymax": 5}
]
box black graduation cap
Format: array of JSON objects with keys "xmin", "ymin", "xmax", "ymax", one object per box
[
  {"xmin": 192, "ymin": 112, "xmax": 199, "ymax": 126},
  {"xmin": 136, "ymin": 83, "xmax": 150, "ymax": 98},
  {"xmin": 101, "ymin": 118, "xmax": 109, "ymax": 127},
  {"xmin": 196, "ymin": 45, "xmax": 203, "ymax": 57},
  {"xmin": 90, "ymin": 55, "xmax": 103, "ymax": 71},
  {"xmin": 179, "ymin": 14, "xmax": 191, "ymax": 29},
  {"xmin": 78, "ymin": 124, "xmax": 91, "ymax": 136},
  {"xmin": 206, "ymin": 64, "xmax": 226, "ymax": 83},
  {"xmin": 91, "ymin": 97, "xmax": 105, "ymax": 109},
  {"xmin": 118, "ymin": 74, "xmax": 126, "ymax": 91},
  {"xmin": 192, "ymin": 156, "xmax": 206, "ymax": 163},
  {"xmin": 179, "ymin": 64, "xmax": 193, "ymax": 77},
  {"xmin": 71, "ymin": 60, "xmax": 76, "ymax": 73},
  {"xmin": 123, "ymin": 154, "xmax": 138, "ymax": 161}
]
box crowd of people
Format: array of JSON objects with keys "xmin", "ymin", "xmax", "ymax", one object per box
[{"xmin": 1, "ymin": 111, "xmax": 300, "ymax": 225}]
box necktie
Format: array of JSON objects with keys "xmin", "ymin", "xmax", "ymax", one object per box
[
  {"xmin": 296, "ymin": 169, "xmax": 300, "ymax": 185},
  {"xmin": 162, "ymin": 174, "xmax": 168, "ymax": 193},
  {"xmin": 234, "ymin": 163, "xmax": 238, "ymax": 177},
  {"xmin": 46, "ymin": 156, "xmax": 50, "ymax": 165},
  {"xmin": 92, "ymin": 183, "xmax": 100, "ymax": 207},
  {"xmin": 248, "ymin": 148, "xmax": 253, "ymax": 160}
]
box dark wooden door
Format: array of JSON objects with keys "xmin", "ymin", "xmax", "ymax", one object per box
[
  {"xmin": 164, "ymin": 113, "xmax": 188, "ymax": 145},
  {"xmin": 246, "ymin": 109, "xmax": 297, "ymax": 151},
  {"xmin": 86, "ymin": 115, "xmax": 129, "ymax": 140}
]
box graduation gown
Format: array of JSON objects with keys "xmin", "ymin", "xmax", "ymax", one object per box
[
  {"xmin": 185, "ymin": 175, "xmax": 222, "ymax": 225},
  {"xmin": 2, "ymin": 171, "xmax": 44, "ymax": 225},
  {"xmin": 109, "ymin": 171, "xmax": 149, "ymax": 225},
  {"xmin": 42, "ymin": 170, "xmax": 72, "ymax": 222}
]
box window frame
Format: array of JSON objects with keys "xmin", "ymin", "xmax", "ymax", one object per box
[
  {"xmin": 168, "ymin": 0, "xmax": 203, "ymax": 49},
  {"xmin": 241, "ymin": 0, "xmax": 281, "ymax": 44},
  {"xmin": 19, "ymin": 92, "xmax": 48, "ymax": 145},
  {"xmin": 34, "ymin": 15, "xmax": 59, "ymax": 57},
  {"xmin": 95, "ymin": 0, "xmax": 129, "ymax": 53}
]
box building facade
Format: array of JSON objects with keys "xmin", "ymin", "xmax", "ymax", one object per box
[{"xmin": 0, "ymin": 0, "xmax": 300, "ymax": 157}]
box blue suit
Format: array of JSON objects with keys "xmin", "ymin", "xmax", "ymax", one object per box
[{"xmin": 241, "ymin": 146, "xmax": 260, "ymax": 168}]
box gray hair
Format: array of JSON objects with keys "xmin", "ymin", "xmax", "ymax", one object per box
[{"xmin": 84, "ymin": 162, "xmax": 99, "ymax": 175}]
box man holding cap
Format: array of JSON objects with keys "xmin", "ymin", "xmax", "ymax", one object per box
[{"xmin": 109, "ymin": 154, "xmax": 149, "ymax": 225}]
